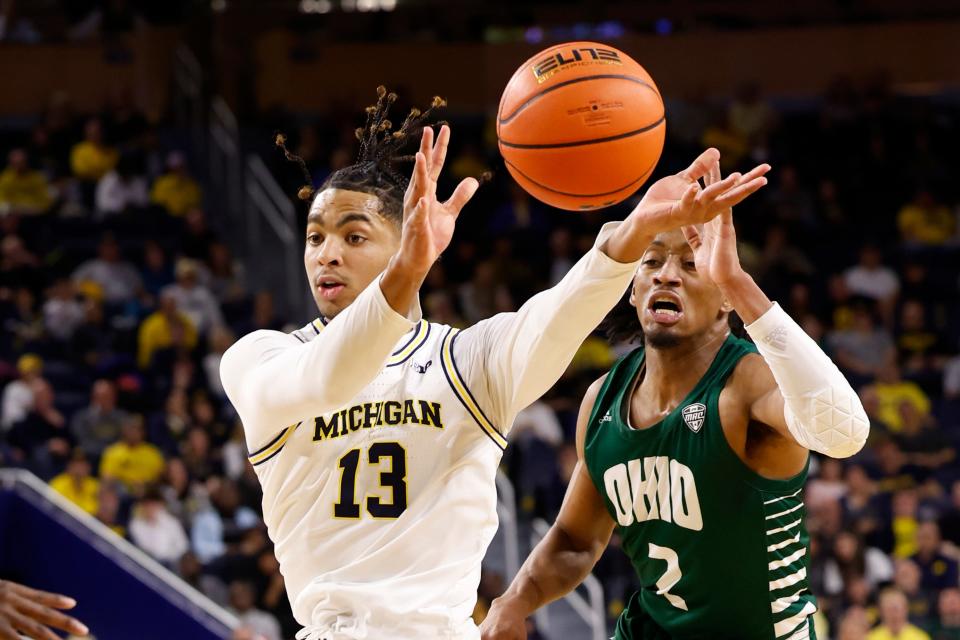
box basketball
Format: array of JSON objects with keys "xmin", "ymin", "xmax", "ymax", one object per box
[{"xmin": 497, "ymin": 41, "xmax": 666, "ymax": 211}]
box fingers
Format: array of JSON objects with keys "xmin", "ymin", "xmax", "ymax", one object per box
[
  {"xmin": 740, "ymin": 163, "xmax": 771, "ymax": 184},
  {"xmin": 16, "ymin": 598, "xmax": 88, "ymax": 636},
  {"xmin": 681, "ymin": 225, "xmax": 702, "ymax": 249},
  {"xmin": 0, "ymin": 618, "xmax": 20, "ymax": 640},
  {"xmin": 429, "ymin": 124, "xmax": 450, "ymax": 181},
  {"xmin": 418, "ymin": 126, "xmax": 433, "ymax": 159},
  {"xmin": 676, "ymin": 148, "xmax": 720, "ymax": 183},
  {"xmin": 708, "ymin": 159, "xmax": 721, "ymax": 188},
  {"xmin": 6, "ymin": 609, "xmax": 60, "ymax": 640},
  {"xmin": 5, "ymin": 583, "xmax": 75, "ymax": 610},
  {"xmin": 696, "ymin": 172, "xmax": 741, "ymax": 203},
  {"xmin": 445, "ymin": 177, "xmax": 479, "ymax": 214},
  {"xmin": 713, "ymin": 175, "xmax": 769, "ymax": 210}
]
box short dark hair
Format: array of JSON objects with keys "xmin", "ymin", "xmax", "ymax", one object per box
[{"xmin": 277, "ymin": 86, "xmax": 447, "ymax": 225}]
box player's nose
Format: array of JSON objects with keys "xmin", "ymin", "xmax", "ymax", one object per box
[
  {"xmin": 315, "ymin": 238, "xmax": 343, "ymax": 266},
  {"xmin": 652, "ymin": 256, "xmax": 682, "ymax": 286}
]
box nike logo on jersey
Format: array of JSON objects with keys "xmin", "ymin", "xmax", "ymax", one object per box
[
  {"xmin": 411, "ymin": 359, "xmax": 433, "ymax": 374},
  {"xmin": 603, "ymin": 456, "xmax": 703, "ymax": 531},
  {"xmin": 681, "ymin": 403, "xmax": 706, "ymax": 433},
  {"xmin": 313, "ymin": 399, "xmax": 444, "ymax": 441}
]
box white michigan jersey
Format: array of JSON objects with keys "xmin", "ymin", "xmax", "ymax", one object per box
[{"xmin": 220, "ymin": 223, "xmax": 637, "ymax": 639}]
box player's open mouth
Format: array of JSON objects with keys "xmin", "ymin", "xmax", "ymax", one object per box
[
  {"xmin": 317, "ymin": 279, "xmax": 346, "ymax": 300},
  {"xmin": 646, "ymin": 292, "xmax": 683, "ymax": 325}
]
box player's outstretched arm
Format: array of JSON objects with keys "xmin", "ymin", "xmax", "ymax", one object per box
[
  {"xmin": 0, "ymin": 579, "xmax": 88, "ymax": 640},
  {"xmin": 682, "ymin": 162, "xmax": 869, "ymax": 459},
  {"xmin": 481, "ymin": 378, "xmax": 615, "ymax": 640},
  {"xmin": 454, "ymin": 149, "xmax": 770, "ymax": 431},
  {"xmin": 222, "ymin": 126, "xmax": 478, "ymax": 448}
]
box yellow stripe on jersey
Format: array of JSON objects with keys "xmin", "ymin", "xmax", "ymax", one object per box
[
  {"xmin": 440, "ymin": 327, "xmax": 508, "ymax": 450},
  {"xmin": 387, "ymin": 320, "xmax": 430, "ymax": 367},
  {"xmin": 312, "ymin": 318, "xmax": 325, "ymax": 334},
  {"xmin": 248, "ymin": 423, "xmax": 299, "ymax": 466}
]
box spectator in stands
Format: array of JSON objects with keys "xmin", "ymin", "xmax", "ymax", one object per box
[
  {"xmin": 911, "ymin": 522, "xmax": 959, "ymax": 595},
  {"xmin": 842, "ymin": 464, "xmax": 883, "ymax": 540},
  {"xmin": 939, "ymin": 482, "xmax": 960, "ymax": 548},
  {"xmin": 181, "ymin": 206, "xmax": 219, "ymax": 259},
  {"xmin": 229, "ymin": 580, "xmax": 282, "ymax": 640},
  {"xmin": 49, "ymin": 448, "xmax": 99, "ymax": 515},
  {"xmin": 767, "ymin": 165, "xmax": 817, "ymax": 229},
  {"xmin": 69, "ymin": 117, "xmax": 118, "ymax": 182},
  {"xmin": 148, "ymin": 387, "xmax": 191, "ymax": 456},
  {"xmin": 839, "ymin": 606, "xmax": 872, "ymax": 640},
  {"xmin": 161, "ymin": 258, "xmax": 224, "ymax": 334},
  {"xmin": 828, "ymin": 304, "xmax": 896, "ymax": 384},
  {"xmin": 898, "ymin": 300, "xmax": 945, "ymax": 379},
  {"xmin": 95, "ymin": 482, "xmax": 125, "ymax": 537},
  {"xmin": 868, "ymin": 588, "xmax": 931, "ymax": 640},
  {"xmin": 824, "ymin": 531, "xmax": 895, "ymax": 601},
  {"xmin": 150, "ymin": 151, "xmax": 201, "ymax": 216},
  {"xmin": 932, "ymin": 588, "xmax": 960, "ymax": 640},
  {"xmin": 42, "ymin": 278, "xmax": 85, "ymax": 342},
  {"xmin": 808, "ymin": 457, "xmax": 849, "ymax": 511},
  {"xmin": 1, "ymin": 353, "xmax": 43, "ymax": 431},
  {"xmin": 137, "ymin": 289, "xmax": 198, "ymax": 369},
  {"xmin": 870, "ymin": 363, "xmax": 932, "ymax": 434},
  {"xmin": 893, "ymin": 558, "xmax": 935, "ymax": 628},
  {"xmin": 892, "ymin": 490, "xmax": 922, "ymax": 559},
  {"xmin": 0, "ymin": 148, "xmax": 53, "ymax": 215},
  {"xmin": 140, "ymin": 241, "xmax": 175, "ymax": 301},
  {"xmin": 70, "ymin": 378, "xmax": 130, "ymax": 459},
  {"xmin": 129, "ymin": 487, "xmax": 189, "ymax": 567},
  {"xmin": 179, "ymin": 551, "xmax": 229, "ymax": 607},
  {"xmin": 895, "ymin": 402, "xmax": 954, "ymax": 478},
  {"xmin": 0, "ymin": 234, "xmax": 41, "ymax": 293},
  {"xmin": 206, "ymin": 241, "xmax": 247, "ymax": 304},
  {"xmin": 897, "ymin": 189, "xmax": 956, "ymax": 247},
  {"xmin": 94, "ymin": 151, "xmax": 148, "ymax": 219},
  {"xmin": 238, "ymin": 290, "xmax": 283, "ymax": 335},
  {"xmin": 71, "ymin": 233, "xmax": 144, "ymax": 305},
  {"xmin": 99, "ymin": 414, "xmax": 164, "ymax": 494},
  {"xmin": 204, "ymin": 326, "xmax": 235, "ymax": 401},
  {"xmin": 844, "ymin": 244, "xmax": 900, "ymax": 309},
  {"xmin": 944, "ymin": 352, "xmax": 960, "ymax": 400},
  {"xmin": 192, "ymin": 479, "xmax": 260, "ymax": 563},
  {"xmin": 7, "ymin": 378, "xmax": 72, "ymax": 479}
]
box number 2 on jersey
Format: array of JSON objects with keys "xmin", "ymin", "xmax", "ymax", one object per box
[
  {"xmin": 335, "ymin": 442, "xmax": 407, "ymax": 519},
  {"xmin": 649, "ymin": 543, "xmax": 688, "ymax": 611}
]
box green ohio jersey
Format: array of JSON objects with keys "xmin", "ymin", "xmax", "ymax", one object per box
[{"xmin": 584, "ymin": 335, "xmax": 816, "ymax": 640}]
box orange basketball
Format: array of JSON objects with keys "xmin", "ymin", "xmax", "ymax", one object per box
[{"xmin": 497, "ymin": 41, "xmax": 666, "ymax": 211}]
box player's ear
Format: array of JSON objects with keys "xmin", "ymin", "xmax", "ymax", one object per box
[
  {"xmin": 629, "ymin": 282, "xmax": 638, "ymax": 308},
  {"xmin": 720, "ymin": 297, "xmax": 734, "ymax": 314}
]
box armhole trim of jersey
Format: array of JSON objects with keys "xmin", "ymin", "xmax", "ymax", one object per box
[
  {"xmin": 439, "ymin": 327, "xmax": 508, "ymax": 450},
  {"xmin": 386, "ymin": 319, "xmax": 430, "ymax": 367},
  {"xmin": 248, "ymin": 422, "xmax": 301, "ymax": 466}
]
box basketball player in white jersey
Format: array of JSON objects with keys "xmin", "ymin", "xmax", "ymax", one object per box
[{"xmin": 220, "ymin": 87, "xmax": 771, "ymax": 639}]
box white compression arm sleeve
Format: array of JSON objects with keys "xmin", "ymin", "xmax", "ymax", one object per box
[{"xmin": 745, "ymin": 302, "xmax": 869, "ymax": 458}]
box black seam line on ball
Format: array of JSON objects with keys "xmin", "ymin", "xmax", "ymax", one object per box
[
  {"xmin": 500, "ymin": 116, "xmax": 665, "ymax": 150},
  {"xmin": 498, "ymin": 74, "xmax": 659, "ymax": 125},
  {"xmin": 503, "ymin": 158, "xmax": 657, "ymax": 198}
]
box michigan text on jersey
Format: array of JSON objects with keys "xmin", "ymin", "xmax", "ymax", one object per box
[{"xmin": 313, "ymin": 400, "xmax": 444, "ymax": 441}]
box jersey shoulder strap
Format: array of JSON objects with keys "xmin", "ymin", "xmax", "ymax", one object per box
[{"xmin": 586, "ymin": 346, "xmax": 645, "ymax": 438}]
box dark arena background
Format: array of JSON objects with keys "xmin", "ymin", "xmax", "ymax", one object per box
[{"xmin": 1, "ymin": 1, "xmax": 960, "ymax": 639}]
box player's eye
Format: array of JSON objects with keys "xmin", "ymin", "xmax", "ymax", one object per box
[
  {"xmin": 347, "ymin": 234, "xmax": 366, "ymax": 245},
  {"xmin": 684, "ymin": 261, "xmax": 697, "ymax": 269},
  {"xmin": 642, "ymin": 258, "xmax": 661, "ymax": 267},
  {"xmin": 307, "ymin": 233, "xmax": 322, "ymax": 246}
]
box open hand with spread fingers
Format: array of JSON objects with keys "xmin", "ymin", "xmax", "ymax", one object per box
[
  {"xmin": 397, "ymin": 125, "xmax": 479, "ymax": 277},
  {"xmin": 0, "ymin": 579, "xmax": 88, "ymax": 640},
  {"xmin": 680, "ymin": 158, "xmax": 766, "ymax": 289},
  {"xmin": 601, "ymin": 148, "xmax": 770, "ymax": 263}
]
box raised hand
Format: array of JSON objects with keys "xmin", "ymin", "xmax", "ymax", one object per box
[
  {"xmin": 600, "ymin": 148, "xmax": 769, "ymax": 263},
  {"xmin": 681, "ymin": 160, "xmax": 767, "ymax": 288},
  {"xmin": 0, "ymin": 579, "xmax": 88, "ymax": 640},
  {"xmin": 397, "ymin": 125, "xmax": 479, "ymax": 276}
]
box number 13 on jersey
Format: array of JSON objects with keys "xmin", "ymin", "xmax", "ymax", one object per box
[{"xmin": 335, "ymin": 441, "xmax": 408, "ymax": 519}]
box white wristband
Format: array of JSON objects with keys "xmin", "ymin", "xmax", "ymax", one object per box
[{"xmin": 746, "ymin": 303, "xmax": 869, "ymax": 458}]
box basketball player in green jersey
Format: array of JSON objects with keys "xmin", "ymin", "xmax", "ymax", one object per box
[{"xmin": 481, "ymin": 162, "xmax": 869, "ymax": 640}]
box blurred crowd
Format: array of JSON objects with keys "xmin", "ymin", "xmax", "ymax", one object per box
[{"xmin": 2, "ymin": 70, "xmax": 960, "ymax": 640}]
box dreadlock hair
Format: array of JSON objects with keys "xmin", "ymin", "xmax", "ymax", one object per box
[
  {"xmin": 600, "ymin": 285, "xmax": 749, "ymax": 347},
  {"xmin": 275, "ymin": 86, "xmax": 449, "ymax": 226}
]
